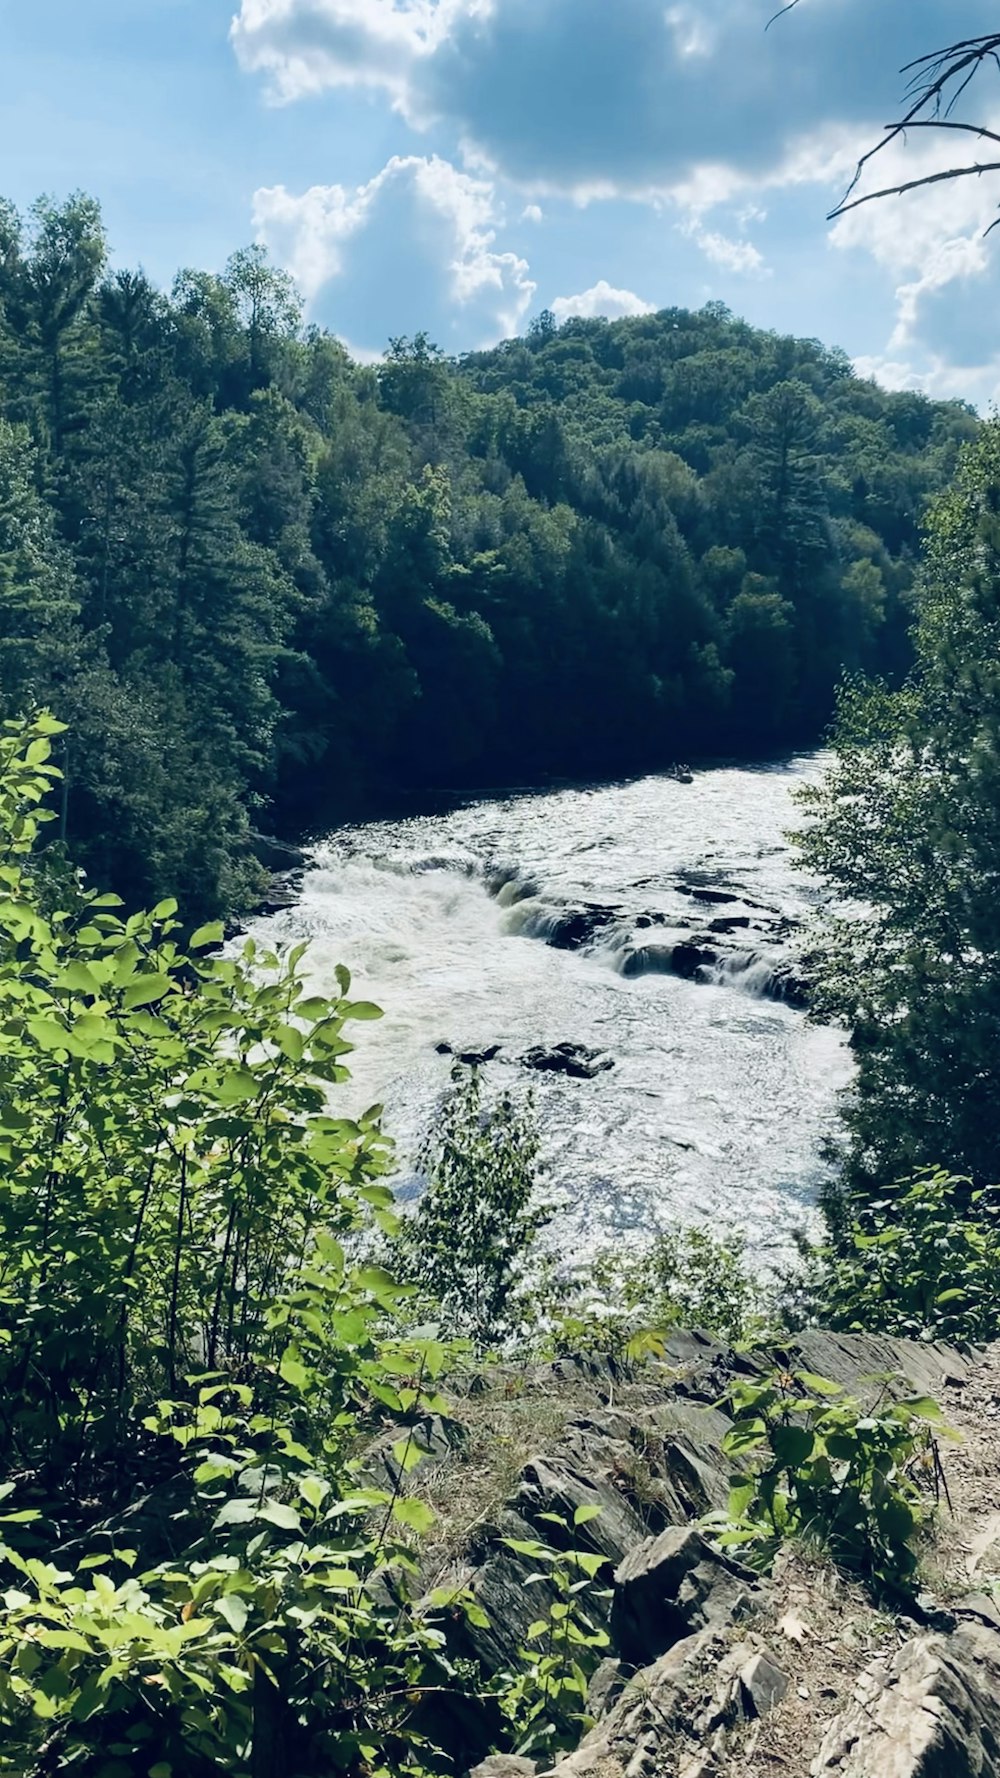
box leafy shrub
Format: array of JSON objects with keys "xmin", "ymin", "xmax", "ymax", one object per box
[
  {"xmin": 0, "ymin": 715, "xmax": 489, "ymax": 1775},
  {"xmin": 540, "ymin": 1225, "xmax": 768, "ymax": 1364},
  {"xmin": 499, "ymin": 1507, "xmax": 611, "ymax": 1761},
  {"xmin": 394, "ymin": 1067, "xmax": 550, "ymax": 1351},
  {"xmin": 711, "ymin": 1369, "xmax": 952, "ymax": 1590},
  {"xmin": 810, "ymin": 1169, "xmax": 1000, "ymax": 1345}
]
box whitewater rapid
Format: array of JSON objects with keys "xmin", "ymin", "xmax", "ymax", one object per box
[{"xmin": 247, "ymin": 757, "xmax": 851, "ymax": 1262}]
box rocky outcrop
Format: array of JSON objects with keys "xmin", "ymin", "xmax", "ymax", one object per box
[
  {"xmin": 813, "ymin": 1623, "xmax": 1000, "ymax": 1776},
  {"xmin": 611, "ymin": 1527, "xmax": 760, "ymax": 1665},
  {"xmin": 432, "ymin": 1330, "xmax": 980, "ymax": 1778}
]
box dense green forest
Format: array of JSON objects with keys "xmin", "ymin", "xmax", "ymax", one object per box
[{"xmin": 0, "ymin": 192, "xmax": 979, "ymax": 919}]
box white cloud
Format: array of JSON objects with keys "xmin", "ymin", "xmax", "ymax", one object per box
[
  {"xmin": 551, "ymin": 280, "xmax": 655, "ymax": 322},
  {"xmin": 681, "ymin": 217, "xmax": 768, "ymax": 276},
  {"xmin": 854, "ymin": 350, "xmax": 1000, "ymax": 409},
  {"xmin": 232, "ymin": 0, "xmax": 494, "ymax": 108},
  {"xmin": 521, "ymin": 202, "xmax": 543, "ymax": 224},
  {"xmin": 253, "ymin": 153, "xmax": 535, "ymax": 348}
]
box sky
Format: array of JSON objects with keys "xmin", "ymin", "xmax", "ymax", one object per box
[{"xmin": 2, "ymin": 0, "xmax": 1000, "ymax": 401}]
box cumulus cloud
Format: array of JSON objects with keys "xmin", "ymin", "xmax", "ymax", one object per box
[
  {"xmin": 233, "ymin": 0, "xmax": 1000, "ymax": 390},
  {"xmin": 681, "ymin": 217, "xmax": 768, "ymax": 276},
  {"xmin": 828, "ymin": 117, "xmax": 1000, "ymax": 376},
  {"xmin": 232, "ymin": 0, "xmax": 493, "ymax": 109},
  {"xmin": 551, "ymin": 281, "xmax": 655, "ymax": 322},
  {"xmin": 253, "ymin": 153, "xmax": 535, "ymax": 350},
  {"xmin": 233, "ymin": 0, "xmax": 997, "ymax": 198}
]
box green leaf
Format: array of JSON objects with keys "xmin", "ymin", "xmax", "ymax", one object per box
[
  {"xmin": 122, "ymin": 973, "xmax": 174, "ymax": 1009},
  {"xmin": 258, "ymin": 1502, "xmax": 302, "ymax": 1532},
  {"xmin": 573, "ymin": 1504, "xmax": 602, "ymax": 1527},
  {"xmin": 190, "ymin": 922, "xmax": 225, "ymax": 950},
  {"xmin": 343, "ymin": 1001, "xmax": 383, "ymax": 1022},
  {"xmin": 275, "ymin": 1025, "xmax": 305, "ymax": 1063},
  {"xmin": 216, "ymin": 1068, "xmax": 259, "ymax": 1106},
  {"xmin": 215, "ymin": 1594, "xmax": 249, "ymax": 1636},
  {"xmin": 392, "ymin": 1498, "xmax": 436, "ymax": 1534},
  {"xmin": 795, "ymin": 1373, "xmax": 845, "ymax": 1398},
  {"xmin": 772, "ymin": 1424, "xmax": 816, "ymax": 1468},
  {"xmin": 214, "ymin": 1499, "xmax": 259, "ymax": 1529}
]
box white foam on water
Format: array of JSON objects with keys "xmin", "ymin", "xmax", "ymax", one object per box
[{"xmin": 247, "ymin": 755, "xmax": 852, "ymax": 1262}]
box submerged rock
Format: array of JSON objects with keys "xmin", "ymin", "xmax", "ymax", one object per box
[
  {"xmin": 546, "ymin": 905, "xmax": 620, "ymax": 951},
  {"xmin": 435, "ymin": 1042, "xmax": 504, "ymax": 1066},
  {"xmin": 520, "ymin": 1042, "xmax": 615, "ymax": 1080}
]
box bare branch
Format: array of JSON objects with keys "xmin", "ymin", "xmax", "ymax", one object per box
[
  {"xmin": 889, "ymin": 119, "xmax": 1000, "ymax": 154},
  {"xmin": 766, "ymin": 1, "xmax": 802, "ymax": 29},
  {"xmin": 829, "ymin": 160, "xmax": 1000, "ymax": 223}
]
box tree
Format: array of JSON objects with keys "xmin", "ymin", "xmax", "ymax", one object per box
[
  {"xmin": 798, "ymin": 419, "xmax": 1000, "ymax": 1197},
  {"xmin": 395, "ymin": 1069, "xmax": 549, "ymax": 1350}
]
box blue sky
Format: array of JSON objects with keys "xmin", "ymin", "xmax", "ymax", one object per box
[{"xmin": 3, "ymin": 0, "xmax": 1000, "ymax": 399}]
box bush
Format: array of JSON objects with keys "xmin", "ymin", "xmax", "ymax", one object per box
[
  {"xmin": 0, "ymin": 715, "xmax": 485, "ymax": 1775},
  {"xmin": 711, "ymin": 1369, "xmax": 952, "ymax": 1590},
  {"xmin": 540, "ymin": 1225, "xmax": 769, "ymax": 1364},
  {"xmin": 394, "ymin": 1067, "xmax": 550, "ymax": 1351},
  {"xmin": 808, "ymin": 1169, "xmax": 1000, "ymax": 1345}
]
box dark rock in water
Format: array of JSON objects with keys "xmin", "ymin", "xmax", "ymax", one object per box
[
  {"xmin": 622, "ymin": 942, "xmax": 719, "ymax": 982},
  {"xmin": 676, "ymin": 885, "xmax": 740, "ymax": 906},
  {"xmin": 708, "ymin": 915, "xmax": 753, "ymax": 935},
  {"xmin": 611, "ymin": 1527, "xmax": 758, "ymax": 1666},
  {"xmin": 547, "ymin": 905, "xmax": 619, "ymax": 951},
  {"xmin": 767, "ymin": 968, "xmax": 810, "ymax": 1010},
  {"xmin": 672, "ymin": 943, "xmax": 719, "ymax": 980},
  {"xmin": 621, "ymin": 944, "xmax": 677, "ymax": 978},
  {"xmin": 250, "ymin": 830, "xmax": 308, "ymax": 872},
  {"xmin": 253, "ymin": 871, "xmax": 303, "ymax": 918},
  {"xmin": 435, "ymin": 1042, "xmax": 503, "ymax": 1066},
  {"xmin": 521, "ymin": 1042, "xmax": 615, "ymax": 1080}
]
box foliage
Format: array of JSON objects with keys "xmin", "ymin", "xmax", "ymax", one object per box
[
  {"xmin": 797, "ymin": 420, "xmax": 1000, "ymax": 1196},
  {"xmin": 499, "ymin": 1508, "xmax": 611, "ymax": 1762},
  {"xmin": 0, "ymin": 714, "xmax": 501, "ymax": 1775},
  {"xmin": 712, "ymin": 1369, "xmax": 951, "ymax": 1590},
  {"xmin": 807, "ymin": 1169, "xmax": 1000, "ymax": 1347},
  {"xmin": 393, "ymin": 1067, "xmax": 550, "ymax": 1352},
  {"xmin": 0, "ymin": 187, "xmax": 979, "ymax": 918},
  {"xmin": 540, "ymin": 1224, "xmax": 768, "ymax": 1363}
]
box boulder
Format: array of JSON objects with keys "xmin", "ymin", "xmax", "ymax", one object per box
[
  {"xmin": 812, "ymin": 1623, "xmax": 1000, "ymax": 1776},
  {"xmin": 738, "ymin": 1650, "xmax": 789, "ymax": 1719},
  {"xmin": 611, "ymin": 1527, "xmax": 759, "ymax": 1666},
  {"xmin": 546, "ymin": 906, "xmax": 619, "ymax": 951},
  {"xmin": 520, "ymin": 1043, "xmax": 615, "ymax": 1080},
  {"xmin": 587, "ymin": 1658, "xmax": 629, "ymax": 1720},
  {"xmin": 622, "ymin": 943, "xmax": 718, "ymax": 981},
  {"xmin": 435, "ymin": 1042, "xmax": 504, "ymax": 1066}
]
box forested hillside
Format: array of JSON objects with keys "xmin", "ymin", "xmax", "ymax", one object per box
[{"xmin": 0, "ymin": 193, "xmax": 978, "ymax": 918}]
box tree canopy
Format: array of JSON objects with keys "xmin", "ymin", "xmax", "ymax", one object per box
[
  {"xmin": 0, "ymin": 190, "xmax": 979, "ymax": 919},
  {"xmin": 798, "ymin": 419, "xmax": 1000, "ymax": 1197}
]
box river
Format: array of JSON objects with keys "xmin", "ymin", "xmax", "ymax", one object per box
[{"xmin": 247, "ymin": 755, "xmax": 852, "ymax": 1264}]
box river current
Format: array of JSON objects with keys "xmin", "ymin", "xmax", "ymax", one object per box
[{"xmin": 247, "ymin": 756, "xmax": 852, "ymax": 1263}]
